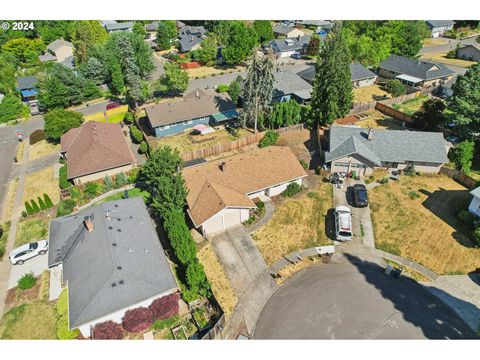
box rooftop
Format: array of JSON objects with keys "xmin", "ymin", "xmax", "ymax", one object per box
[
  {"xmin": 273, "ymin": 23, "xmax": 300, "ymax": 36},
  {"xmin": 426, "ymin": 20, "xmax": 455, "ymax": 28},
  {"xmin": 178, "ymin": 35, "xmax": 203, "ymax": 52},
  {"xmin": 47, "ymin": 39, "xmax": 74, "ymax": 52},
  {"xmin": 379, "ymin": 54, "xmax": 455, "ymax": 81},
  {"xmin": 273, "ymin": 70, "xmax": 313, "ymax": 100},
  {"xmin": 16, "ymin": 76, "xmax": 37, "ymax": 90},
  {"xmin": 105, "ymin": 21, "xmax": 134, "ymax": 32},
  {"xmin": 297, "ymin": 63, "xmax": 377, "ymax": 83}
]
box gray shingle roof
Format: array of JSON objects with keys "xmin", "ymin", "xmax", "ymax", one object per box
[
  {"xmin": 471, "ymin": 186, "xmax": 480, "ymax": 198},
  {"xmin": 105, "ymin": 21, "xmax": 134, "ymax": 32},
  {"xmin": 295, "ymin": 20, "xmax": 331, "ymax": 27},
  {"xmin": 426, "ymin": 20, "xmax": 455, "ymax": 28},
  {"xmin": 145, "ymin": 21, "xmax": 159, "ymax": 32},
  {"xmin": 325, "ymin": 126, "xmax": 448, "ymax": 165},
  {"xmin": 178, "ymin": 35, "xmax": 203, "ymax": 52},
  {"xmin": 378, "ymin": 54, "xmax": 455, "ymax": 81},
  {"xmin": 48, "ymin": 197, "xmax": 178, "ymax": 329},
  {"xmin": 47, "ymin": 39, "xmax": 74, "ymax": 52},
  {"xmin": 297, "ymin": 63, "xmax": 376, "ymax": 83},
  {"xmin": 16, "ymin": 76, "xmax": 37, "ymax": 90},
  {"xmin": 179, "ymin": 25, "xmax": 206, "ymax": 37},
  {"xmin": 273, "ymin": 23, "xmax": 297, "ymax": 36},
  {"xmin": 267, "ymin": 35, "xmax": 313, "ymax": 53},
  {"xmin": 273, "ymin": 70, "xmax": 313, "ymax": 100}
]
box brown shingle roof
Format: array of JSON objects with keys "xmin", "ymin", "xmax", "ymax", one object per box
[
  {"xmin": 183, "ymin": 146, "xmax": 308, "ymax": 226},
  {"xmin": 145, "ymin": 89, "xmax": 237, "ymax": 128},
  {"xmin": 61, "ymin": 121, "xmax": 135, "ymax": 179}
]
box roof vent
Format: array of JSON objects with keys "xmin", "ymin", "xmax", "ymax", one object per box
[
  {"xmin": 112, "ymin": 243, "xmax": 117, "ymax": 246},
  {"xmin": 105, "ymin": 210, "xmax": 111, "ymax": 220},
  {"xmin": 108, "ymin": 226, "xmax": 113, "ymax": 230},
  {"xmin": 111, "ymin": 283, "xmax": 117, "ymax": 287},
  {"xmin": 119, "ymin": 280, "xmax": 124, "ymax": 285},
  {"xmin": 367, "ymin": 127, "xmax": 374, "ymax": 140},
  {"xmin": 114, "ymin": 204, "xmax": 118, "ymax": 207},
  {"xmin": 117, "ymin": 229, "xmax": 122, "ymax": 232},
  {"xmin": 117, "ymin": 266, "xmax": 122, "ymax": 270}
]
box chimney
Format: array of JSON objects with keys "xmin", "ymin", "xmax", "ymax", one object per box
[
  {"xmin": 195, "ymin": 90, "xmax": 200, "ymax": 99},
  {"xmin": 367, "ymin": 127, "xmax": 374, "ymax": 140},
  {"xmin": 84, "ymin": 216, "xmax": 94, "ymax": 232},
  {"xmin": 219, "ymin": 162, "xmax": 226, "ymax": 172}
]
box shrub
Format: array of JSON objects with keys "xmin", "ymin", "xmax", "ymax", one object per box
[
  {"xmin": 59, "ymin": 157, "xmax": 65, "ymax": 164},
  {"xmin": 449, "ymin": 140, "xmax": 475, "ymax": 174},
  {"xmin": 59, "ymin": 165, "xmax": 70, "ymax": 189},
  {"xmin": 30, "ymin": 199, "xmax": 40, "ymax": 213},
  {"xmin": 122, "ymin": 307, "xmax": 154, "ymax": 333},
  {"xmin": 37, "ymin": 196, "xmax": 47, "ymax": 211},
  {"xmin": 457, "ymin": 209, "xmax": 475, "ymax": 225},
  {"xmin": 25, "ymin": 201, "xmax": 34, "ymax": 215},
  {"xmin": 29, "ymin": 129, "xmax": 45, "ymax": 145},
  {"xmin": 115, "ymin": 172, "xmax": 128, "ymax": 187},
  {"xmin": 216, "ymin": 84, "xmax": 229, "ymax": 93},
  {"xmin": 103, "ymin": 175, "xmax": 113, "ymax": 190},
  {"xmin": 130, "ymin": 125, "xmax": 144, "ymax": 144},
  {"xmin": 473, "ymin": 227, "xmax": 480, "ymax": 247},
  {"xmin": 123, "ymin": 112, "xmax": 135, "ymax": 125},
  {"xmin": 21, "ymin": 211, "xmax": 27, "ymax": 218},
  {"xmin": 128, "ymin": 168, "xmax": 140, "ymax": 184},
  {"xmin": 385, "ymin": 80, "xmax": 407, "ymax": 97},
  {"xmin": 259, "ymin": 130, "xmax": 279, "ymax": 148},
  {"xmin": 408, "ymin": 191, "xmax": 420, "ymax": 200},
  {"xmin": 162, "ymin": 208, "xmax": 197, "ymax": 265},
  {"xmin": 149, "ymin": 293, "xmax": 180, "ymax": 321},
  {"xmin": 18, "ymin": 272, "xmax": 36, "ymax": 290},
  {"xmin": 404, "ymin": 164, "xmax": 416, "ymax": 176},
  {"xmin": 299, "ymin": 159, "xmax": 308, "ymax": 170},
  {"xmin": 56, "ymin": 199, "xmax": 76, "ymax": 217},
  {"xmin": 139, "ymin": 141, "xmax": 148, "ymax": 154},
  {"xmin": 92, "ymin": 321, "xmax": 125, "ymax": 340},
  {"xmin": 283, "ymin": 182, "xmax": 302, "ymax": 197},
  {"xmin": 84, "ymin": 182, "xmax": 99, "ymax": 199},
  {"xmin": 378, "ymin": 176, "xmax": 389, "ymax": 184},
  {"xmin": 43, "ymin": 193, "xmax": 53, "ymax": 208}
]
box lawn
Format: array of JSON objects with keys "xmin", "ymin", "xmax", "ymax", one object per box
[
  {"xmin": 353, "ymin": 85, "xmax": 391, "ymax": 103},
  {"xmin": 15, "ymin": 217, "xmax": 48, "ymax": 248},
  {"xmin": 0, "ymin": 221, "xmax": 10, "ymax": 260},
  {"xmin": 29, "ymin": 140, "xmax": 60, "ymax": 161},
  {"xmin": 97, "ymin": 187, "xmax": 150, "ymax": 204},
  {"xmin": 23, "ymin": 166, "xmax": 59, "ymax": 205},
  {"xmin": 197, "ymin": 243, "xmax": 237, "ymax": 316},
  {"xmin": 0, "ymin": 302, "xmax": 57, "ymax": 339},
  {"xmin": 2, "ymin": 178, "xmax": 18, "ymax": 223},
  {"xmin": 422, "ymin": 38, "xmax": 449, "ymax": 47},
  {"xmin": 15, "ymin": 141, "xmax": 25, "ymax": 162},
  {"xmin": 186, "ymin": 65, "xmax": 245, "ymax": 79},
  {"xmin": 392, "ymin": 95, "xmax": 429, "ymax": 115},
  {"xmin": 420, "ymin": 52, "xmax": 476, "ymax": 68},
  {"xmin": 276, "ymin": 129, "xmax": 312, "ymax": 159},
  {"xmin": 355, "ymin": 111, "xmax": 404, "ymax": 130},
  {"xmin": 253, "ymin": 181, "xmax": 333, "ymax": 265},
  {"xmin": 369, "ymin": 175, "xmax": 480, "ymax": 275}
]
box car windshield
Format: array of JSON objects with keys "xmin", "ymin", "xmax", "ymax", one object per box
[
  {"xmin": 339, "ymin": 231, "xmax": 352, "ymax": 237},
  {"xmin": 29, "ymin": 242, "xmax": 38, "ymax": 250},
  {"xmin": 357, "ymin": 190, "xmax": 367, "ymax": 201}
]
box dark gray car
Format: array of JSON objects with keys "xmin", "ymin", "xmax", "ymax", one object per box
[{"xmin": 353, "ymin": 184, "xmax": 368, "ymax": 207}]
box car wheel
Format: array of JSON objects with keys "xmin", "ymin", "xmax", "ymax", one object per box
[
  {"xmin": 39, "ymin": 250, "xmax": 46, "ymax": 255},
  {"xmin": 16, "ymin": 260, "xmax": 24, "ymax": 265}
]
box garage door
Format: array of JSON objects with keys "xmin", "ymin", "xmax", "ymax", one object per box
[
  {"xmin": 204, "ymin": 215, "xmax": 223, "ymax": 234},
  {"xmin": 223, "ymin": 210, "xmax": 241, "ymax": 228}
]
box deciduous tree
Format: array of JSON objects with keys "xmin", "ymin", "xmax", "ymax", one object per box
[
  {"xmin": 44, "ymin": 109, "xmax": 83, "ymax": 142},
  {"xmin": 156, "ymin": 62, "xmax": 189, "ymax": 96}
]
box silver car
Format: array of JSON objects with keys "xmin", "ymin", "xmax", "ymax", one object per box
[{"xmin": 9, "ymin": 240, "xmax": 48, "ymax": 265}]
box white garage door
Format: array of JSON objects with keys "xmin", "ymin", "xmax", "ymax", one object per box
[
  {"xmin": 223, "ymin": 210, "xmax": 241, "ymax": 228},
  {"xmin": 203, "ymin": 215, "xmax": 223, "ymax": 234}
]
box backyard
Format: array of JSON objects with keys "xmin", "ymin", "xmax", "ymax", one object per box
[
  {"xmin": 252, "ymin": 181, "xmax": 333, "ymax": 265},
  {"xmin": 355, "ymin": 111, "xmax": 404, "ymax": 130},
  {"xmin": 420, "ymin": 52, "xmax": 477, "ymax": 68},
  {"xmin": 353, "ymin": 85, "xmax": 391, "ymax": 103},
  {"xmin": 369, "ymin": 174, "xmax": 480, "ymax": 275},
  {"xmin": 392, "ymin": 95, "xmax": 429, "ymax": 115}
]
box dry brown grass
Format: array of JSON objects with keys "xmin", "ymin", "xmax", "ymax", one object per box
[
  {"xmin": 23, "ymin": 166, "xmax": 59, "ymax": 205},
  {"xmin": 253, "ymin": 182, "xmax": 333, "ymax": 265},
  {"xmin": 186, "ymin": 65, "xmax": 245, "ymax": 79},
  {"xmin": 422, "ymin": 38, "xmax": 449, "ymax": 47},
  {"xmin": 29, "ymin": 140, "xmax": 60, "ymax": 161},
  {"xmin": 15, "ymin": 142, "xmax": 25, "ymax": 163},
  {"xmin": 2, "ymin": 178, "xmax": 18, "ymax": 222},
  {"xmin": 353, "ymin": 85, "xmax": 391, "ymax": 103},
  {"xmin": 369, "ymin": 175, "xmax": 480, "ymax": 275},
  {"xmin": 355, "ymin": 111, "xmax": 404, "ymax": 130},
  {"xmin": 420, "ymin": 52, "xmax": 476, "ymax": 68},
  {"xmin": 276, "ymin": 257, "xmax": 321, "ymax": 284},
  {"xmin": 0, "ymin": 302, "xmax": 57, "ymax": 339},
  {"xmin": 276, "ymin": 129, "xmax": 312, "ymax": 159},
  {"xmin": 197, "ymin": 243, "xmax": 237, "ymax": 316}
]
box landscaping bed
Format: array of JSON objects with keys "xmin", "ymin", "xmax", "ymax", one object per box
[
  {"xmin": 392, "ymin": 95, "xmax": 429, "ymax": 115},
  {"xmin": 369, "ymin": 174, "xmax": 480, "ymax": 275},
  {"xmin": 186, "ymin": 65, "xmax": 244, "ymax": 79}
]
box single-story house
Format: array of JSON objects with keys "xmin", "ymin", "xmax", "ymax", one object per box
[
  {"xmin": 48, "ymin": 197, "xmax": 178, "ymax": 338},
  {"xmin": 61, "ymin": 121, "xmax": 136, "ymax": 185},
  {"xmin": 456, "ymin": 44, "xmax": 480, "ymax": 62},
  {"xmin": 104, "ymin": 21, "xmax": 134, "ymax": 33},
  {"xmin": 377, "ymin": 54, "xmax": 455, "ymax": 88},
  {"xmin": 426, "ymin": 20, "xmax": 455, "ymax": 38},
  {"xmin": 178, "ymin": 35, "xmax": 203, "ymax": 52},
  {"xmin": 273, "ymin": 23, "xmax": 305, "ymax": 38},
  {"xmin": 183, "ymin": 146, "xmax": 308, "ymax": 236},
  {"xmin": 324, "ymin": 126, "xmax": 449, "ymax": 176},
  {"xmin": 144, "ymin": 21, "xmax": 159, "ymax": 40},
  {"xmin": 16, "ymin": 76, "xmax": 38, "ymax": 102},
  {"xmin": 179, "ymin": 25, "xmax": 206, "ymax": 38},
  {"xmin": 297, "ymin": 63, "xmax": 377, "ymax": 88},
  {"xmin": 272, "ymin": 70, "xmax": 313, "ymax": 103},
  {"xmin": 145, "ymin": 89, "xmax": 238, "ymax": 138},
  {"xmin": 295, "ymin": 20, "xmax": 332, "ymax": 29},
  {"xmin": 39, "ymin": 39, "xmax": 75, "ymax": 68},
  {"xmin": 468, "ymin": 187, "xmax": 480, "ymax": 217},
  {"xmin": 265, "ymin": 35, "xmax": 314, "ymax": 58}
]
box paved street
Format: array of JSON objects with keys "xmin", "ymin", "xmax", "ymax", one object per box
[
  {"xmin": 254, "ymin": 256, "xmax": 476, "ymax": 339},
  {"xmin": 70, "ymin": 100, "xmax": 111, "ymax": 116}
]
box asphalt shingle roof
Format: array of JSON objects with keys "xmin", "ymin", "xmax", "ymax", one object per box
[
  {"xmin": 267, "ymin": 35, "xmax": 313, "ymax": 53},
  {"xmin": 16, "ymin": 76, "xmax": 37, "ymax": 90},
  {"xmin": 179, "ymin": 25, "xmax": 206, "ymax": 37},
  {"xmin": 426, "ymin": 20, "xmax": 455, "ymax": 28},
  {"xmin": 273, "ymin": 70, "xmax": 313, "ymax": 100},
  {"xmin": 325, "ymin": 126, "xmax": 448, "ymax": 165},
  {"xmin": 47, "ymin": 39, "xmax": 74, "ymax": 52},
  {"xmin": 178, "ymin": 35, "xmax": 203, "ymax": 52},
  {"xmin": 48, "ymin": 197, "xmax": 178, "ymax": 329},
  {"xmin": 273, "ymin": 23, "xmax": 298, "ymax": 36},
  {"xmin": 378, "ymin": 54, "xmax": 455, "ymax": 81},
  {"xmin": 105, "ymin": 21, "xmax": 134, "ymax": 32},
  {"xmin": 297, "ymin": 63, "xmax": 376, "ymax": 83}
]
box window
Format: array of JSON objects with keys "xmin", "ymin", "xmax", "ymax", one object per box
[{"xmin": 161, "ymin": 125, "xmax": 170, "ymax": 130}]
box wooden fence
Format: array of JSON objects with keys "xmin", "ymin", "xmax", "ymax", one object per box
[
  {"xmin": 181, "ymin": 124, "xmax": 305, "ymax": 162},
  {"xmin": 348, "ymin": 101, "xmax": 377, "ymax": 115},
  {"xmin": 440, "ymin": 166, "xmax": 478, "ymax": 189},
  {"xmin": 375, "ymin": 102, "xmax": 413, "ymax": 123}
]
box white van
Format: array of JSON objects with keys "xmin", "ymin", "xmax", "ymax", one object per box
[{"xmin": 334, "ymin": 206, "xmax": 353, "ymax": 241}]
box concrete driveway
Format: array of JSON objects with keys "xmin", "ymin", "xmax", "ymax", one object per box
[
  {"xmin": 254, "ymin": 255, "xmax": 476, "ymax": 339},
  {"xmin": 8, "ymin": 252, "xmax": 49, "ymax": 289},
  {"xmin": 210, "ymin": 225, "xmax": 267, "ymax": 295}
]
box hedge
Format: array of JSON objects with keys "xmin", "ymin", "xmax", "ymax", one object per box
[
  {"xmin": 43, "ymin": 193, "xmax": 54, "ymax": 209},
  {"xmin": 130, "ymin": 125, "xmax": 144, "ymax": 144},
  {"xmin": 149, "ymin": 293, "xmax": 180, "ymax": 321},
  {"xmin": 259, "ymin": 130, "xmax": 279, "ymax": 148},
  {"xmin": 92, "ymin": 321, "xmax": 125, "ymax": 340},
  {"xmin": 122, "ymin": 307, "xmax": 154, "ymax": 333},
  {"xmin": 139, "ymin": 141, "xmax": 148, "ymax": 154},
  {"xmin": 283, "ymin": 182, "xmax": 302, "ymax": 197},
  {"xmin": 59, "ymin": 165, "xmax": 70, "ymax": 189}
]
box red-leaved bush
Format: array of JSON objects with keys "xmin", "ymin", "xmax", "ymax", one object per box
[
  {"xmin": 92, "ymin": 321, "xmax": 124, "ymax": 340},
  {"xmin": 149, "ymin": 293, "xmax": 180, "ymax": 321},
  {"xmin": 122, "ymin": 307, "xmax": 154, "ymax": 333}
]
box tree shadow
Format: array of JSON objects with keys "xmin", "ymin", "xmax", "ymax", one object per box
[
  {"xmin": 344, "ymin": 253, "xmax": 478, "ymax": 339},
  {"xmin": 324, "ymin": 208, "xmax": 336, "ymax": 240}
]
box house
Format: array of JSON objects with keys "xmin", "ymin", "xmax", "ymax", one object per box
[
  {"xmin": 104, "ymin": 21, "xmax": 134, "ymax": 33},
  {"xmin": 39, "ymin": 39, "xmax": 75, "ymax": 68},
  {"xmin": 16, "ymin": 76, "xmax": 38, "ymax": 102},
  {"xmin": 324, "ymin": 126, "xmax": 448, "ymax": 176},
  {"xmin": 273, "ymin": 23, "xmax": 305, "ymax": 38},
  {"xmin": 47, "ymin": 197, "xmax": 178, "ymax": 338},
  {"xmin": 61, "ymin": 121, "xmax": 136, "ymax": 185},
  {"xmin": 468, "ymin": 187, "xmax": 480, "ymax": 217},
  {"xmin": 377, "ymin": 54, "xmax": 455, "ymax": 88},
  {"xmin": 145, "ymin": 89, "xmax": 238, "ymax": 138},
  {"xmin": 183, "ymin": 146, "xmax": 308, "ymax": 236},
  {"xmin": 265, "ymin": 35, "xmax": 314, "ymax": 58},
  {"xmin": 178, "ymin": 35, "xmax": 203, "ymax": 52},
  {"xmin": 144, "ymin": 21, "xmax": 159, "ymax": 40},
  {"xmin": 438, "ymin": 74, "xmax": 458, "ymax": 98},
  {"xmin": 272, "ymin": 70, "xmax": 313, "ymax": 103},
  {"xmin": 426, "ymin": 20, "xmax": 455, "ymax": 38},
  {"xmin": 179, "ymin": 25, "xmax": 206, "ymax": 37},
  {"xmin": 297, "ymin": 63, "xmax": 377, "ymax": 88},
  {"xmin": 456, "ymin": 44, "xmax": 480, "ymax": 62}
]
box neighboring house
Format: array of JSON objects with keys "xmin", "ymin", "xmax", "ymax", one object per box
[
  {"xmin": 145, "ymin": 89, "xmax": 238, "ymax": 138},
  {"xmin": 297, "ymin": 63, "xmax": 377, "ymax": 88},
  {"xmin": 16, "ymin": 76, "xmax": 38, "ymax": 102},
  {"xmin": 438, "ymin": 74, "xmax": 458, "ymax": 98},
  {"xmin": 47, "ymin": 197, "xmax": 178, "ymax": 338},
  {"xmin": 183, "ymin": 146, "xmax": 308, "ymax": 236},
  {"xmin": 324, "ymin": 126, "xmax": 448, "ymax": 176},
  {"xmin": 144, "ymin": 21, "xmax": 159, "ymax": 41},
  {"xmin": 456, "ymin": 44, "xmax": 480, "ymax": 62},
  {"xmin": 265, "ymin": 35, "xmax": 314, "ymax": 58},
  {"xmin": 39, "ymin": 39, "xmax": 75, "ymax": 68},
  {"xmin": 179, "ymin": 25, "xmax": 206, "ymax": 37},
  {"xmin": 426, "ymin": 20, "xmax": 455, "ymax": 38},
  {"xmin": 273, "ymin": 23, "xmax": 305, "ymax": 38},
  {"xmin": 272, "ymin": 70, "xmax": 313, "ymax": 103},
  {"xmin": 104, "ymin": 21, "xmax": 134, "ymax": 33},
  {"xmin": 177, "ymin": 25, "xmax": 206, "ymax": 53},
  {"xmin": 468, "ymin": 187, "xmax": 480, "ymax": 217},
  {"xmin": 377, "ymin": 54, "xmax": 455, "ymax": 88},
  {"xmin": 176, "ymin": 20, "xmax": 186, "ymax": 30},
  {"xmin": 61, "ymin": 121, "xmax": 136, "ymax": 185}
]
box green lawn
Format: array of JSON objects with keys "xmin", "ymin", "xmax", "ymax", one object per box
[
  {"xmin": 392, "ymin": 95, "xmax": 429, "ymax": 115},
  {"xmin": 0, "ymin": 221, "xmax": 10, "ymax": 260},
  {"xmin": 15, "ymin": 218, "xmax": 48, "ymax": 248},
  {"xmin": 106, "ymin": 112, "xmax": 127, "ymax": 123},
  {"xmin": 98, "ymin": 188, "xmax": 150, "ymax": 204},
  {"xmin": 0, "ymin": 302, "xmax": 57, "ymax": 339}
]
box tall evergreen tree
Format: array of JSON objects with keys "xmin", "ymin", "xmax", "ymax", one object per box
[
  {"xmin": 242, "ymin": 52, "xmax": 275, "ymax": 132},
  {"xmin": 156, "ymin": 23, "xmax": 171, "ymax": 51},
  {"xmin": 310, "ymin": 22, "xmax": 353, "ymax": 127}
]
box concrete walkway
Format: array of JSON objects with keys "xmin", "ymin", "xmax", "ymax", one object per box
[
  {"xmin": 246, "ymin": 195, "xmax": 274, "ymax": 234},
  {"xmin": 77, "ymin": 184, "xmax": 134, "ymax": 211}
]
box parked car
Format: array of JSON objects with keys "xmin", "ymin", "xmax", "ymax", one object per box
[
  {"xmin": 446, "ymin": 135, "xmax": 460, "ymax": 144},
  {"xmin": 353, "ymin": 184, "xmax": 369, "ymax": 207},
  {"xmin": 334, "ymin": 206, "xmax": 353, "ymax": 241},
  {"xmin": 291, "ymin": 52, "xmax": 302, "ymax": 59},
  {"xmin": 9, "ymin": 240, "xmax": 48, "ymax": 265},
  {"xmin": 106, "ymin": 102, "xmax": 122, "ymax": 110}
]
